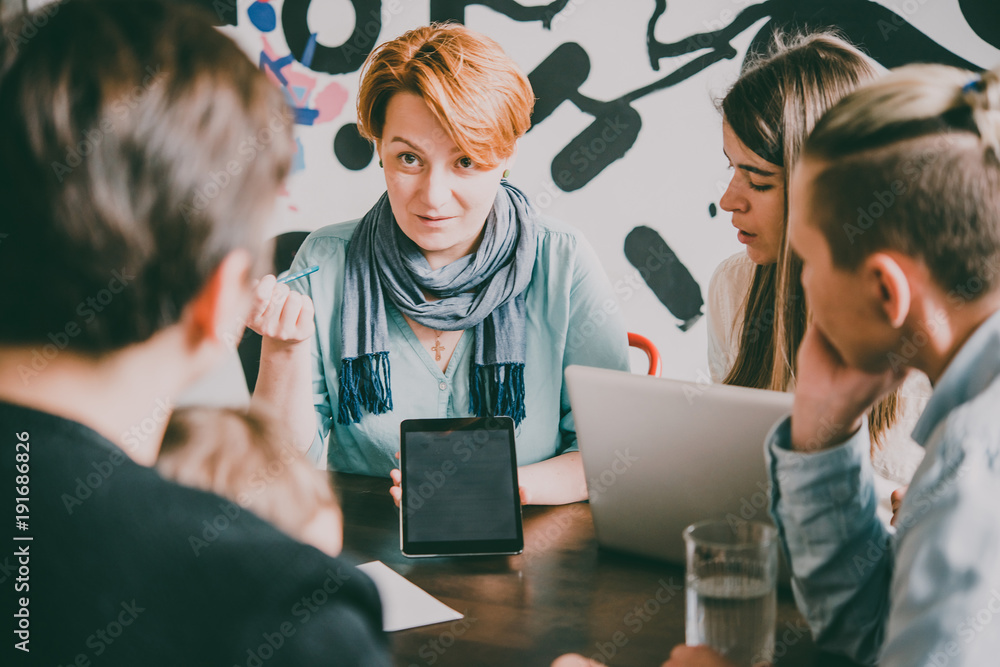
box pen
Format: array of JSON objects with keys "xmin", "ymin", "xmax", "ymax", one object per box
[{"xmin": 277, "ymin": 265, "xmax": 320, "ymax": 284}]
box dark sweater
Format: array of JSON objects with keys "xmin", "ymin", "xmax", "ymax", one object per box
[{"xmin": 1, "ymin": 400, "xmax": 390, "ymax": 666}]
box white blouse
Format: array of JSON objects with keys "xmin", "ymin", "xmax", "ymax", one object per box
[{"xmin": 707, "ymin": 251, "xmax": 931, "ymax": 524}]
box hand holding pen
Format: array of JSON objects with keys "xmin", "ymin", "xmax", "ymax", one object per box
[
  {"xmin": 277, "ymin": 265, "xmax": 320, "ymax": 284},
  {"xmin": 246, "ymin": 266, "xmax": 319, "ymax": 344}
]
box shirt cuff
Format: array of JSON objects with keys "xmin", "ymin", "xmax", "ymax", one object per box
[
  {"xmin": 766, "ymin": 416, "xmax": 870, "ymax": 496},
  {"xmin": 766, "ymin": 415, "xmax": 875, "ymax": 540}
]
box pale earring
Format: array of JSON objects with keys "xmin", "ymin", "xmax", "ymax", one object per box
[{"xmin": 502, "ymin": 168, "xmax": 510, "ymax": 179}]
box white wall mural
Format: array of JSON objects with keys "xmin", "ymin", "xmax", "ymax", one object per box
[{"xmin": 202, "ymin": 0, "xmax": 1000, "ymax": 381}]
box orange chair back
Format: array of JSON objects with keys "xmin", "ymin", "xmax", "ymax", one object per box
[{"xmin": 627, "ymin": 332, "xmax": 661, "ymax": 376}]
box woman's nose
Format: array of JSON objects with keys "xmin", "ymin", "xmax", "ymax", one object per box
[
  {"xmin": 719, "ymin": 177, "xmax": 746, "ymax": 214},
  {"xmin": 420, "ymin": 167, "xmax": 453, "ymax": 211}
]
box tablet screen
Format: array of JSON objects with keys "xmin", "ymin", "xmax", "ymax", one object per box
[{"xmin": 400, "ymin": 417, "xmax": 523, "ymax": 557}]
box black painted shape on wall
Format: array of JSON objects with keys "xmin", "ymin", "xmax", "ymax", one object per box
[
  {"xmin": 624, "ymin": 226, "xmax": 703, "ymax": 332},
  {"xmin": 648, "ymin": 0, "xmax": 980, "ymax": 73},
  {"xmin": 182, "ymin": 0, "xmax": 237, "ymax": 26},
  {"xmin": 746, "ymin": 0, "xmax": 980, "ymax": 71},
  {"xmin": 646, "ymin": 0, "xmax": 764, "ymax": 71},
  {"xmin": 551, "ymin": 99, "xmax": 641, "ymax": 193},
  {"xmin": 960, "ymin": 0, "xmax": 1000, "ymax": 50},
  {"xmin": 430, "ymin": 0, "xmax": 572, "ymax": 27},
  {"xmin": 534, "ymin": 41, "xmax": 731, "ymax": 193},
  {"xmin": 282, "ymin": 0, "xmax": 382, "ymax": 75},
  {"xmin": 334, "ymin": 124, "xmax": 374, "ymax": 171},
  {"xmin": 529, "ymin": 43, "xmax": 590, "ymax": 127}
]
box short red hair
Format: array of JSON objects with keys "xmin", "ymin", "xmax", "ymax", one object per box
[{"xmin": 356, "ymin": 23, "xmax": 534, "ymax": 169}]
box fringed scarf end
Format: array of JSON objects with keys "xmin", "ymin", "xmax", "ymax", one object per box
[
  {"xmin": 469, "ymin": 363, "xmax": 526, "ymax": 425},
  {"xmin": 338, "ymin": 352, "xmax": 393, "ymax": 424}
]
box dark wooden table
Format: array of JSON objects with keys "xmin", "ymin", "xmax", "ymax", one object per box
[{"xmin": 334, "ymin": 472, "xmax": 861, "ymax": 667}]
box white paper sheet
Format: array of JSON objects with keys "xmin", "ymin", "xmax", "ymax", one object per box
[{"xmin": 357, "ymin": 560, "xmax": 464, "ymax": 632}]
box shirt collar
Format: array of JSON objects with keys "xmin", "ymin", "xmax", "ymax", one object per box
[{"xmin": 912, "ymin": 309, "xmax": 1000, "ymax": 445}]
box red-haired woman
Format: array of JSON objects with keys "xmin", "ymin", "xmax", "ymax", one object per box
[{"xmin": 251, "ymin": 23, "xmax": 629, "ymax": 505}]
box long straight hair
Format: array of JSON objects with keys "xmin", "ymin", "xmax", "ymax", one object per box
[{"xmin": 720, "ymin": 31, "xmax": 899, "ymax": 445}]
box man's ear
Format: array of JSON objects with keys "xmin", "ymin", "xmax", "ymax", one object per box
[
  {"xmin": 185, "ymin": 249, "xmax": 253, "ymax": 346},
  {"xmin": 865, "ymin": 252, "xmax": 911, "ymax": 329}
]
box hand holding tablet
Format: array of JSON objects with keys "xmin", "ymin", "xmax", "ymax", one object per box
[
  {"xmin": 398, "ymin": 417, "xmax": 524, "ymax": 557},
  {"xmin": 390, "ymin": 456, "xmax": 529, "ymax": 505}
]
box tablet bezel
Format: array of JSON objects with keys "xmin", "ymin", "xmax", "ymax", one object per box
[{"xmin": 399, "ymin": 417, "xmax": 523, "ymax": 557}]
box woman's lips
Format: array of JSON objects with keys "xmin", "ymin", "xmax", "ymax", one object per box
[
  {"xmin": 737, "ymin": 229, "xmax": 757, "ymax": 244},
  {"xmin": 417, "ymin": 215, "xmax": 455, "ymax": 225}
]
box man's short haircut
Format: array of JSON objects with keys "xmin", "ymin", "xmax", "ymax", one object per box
[
  {"xmin": 0, "ymin": 0, "xmax": 294, "ymax": 351},
  {"xmin": 355, "ymin": 22, "xmax": 534, "ymax": 169},
  {"xmin": 804, "ymin": 65, "xmax": 1000, "ymax": 299}
]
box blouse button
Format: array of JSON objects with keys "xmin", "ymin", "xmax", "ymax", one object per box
[{"xmin": 438, "ymin": 382, "xmax": 447, "ymax": 391}]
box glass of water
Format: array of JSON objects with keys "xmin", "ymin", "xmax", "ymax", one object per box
[{"xmin": 684, "ymin": 519, "xmax": 778, "ymax": 666}]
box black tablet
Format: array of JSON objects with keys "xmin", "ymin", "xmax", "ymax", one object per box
[{"xmin": 399, "ymin": 417, "xmax": 523, "ymax": 557}]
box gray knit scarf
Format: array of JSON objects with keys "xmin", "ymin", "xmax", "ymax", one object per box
[{"xmin": 339, "ymin": 181, "xmax": 537, "ymax": 425}]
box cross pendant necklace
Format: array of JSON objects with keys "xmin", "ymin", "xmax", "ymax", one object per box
[{"xmin": 431, "ymin": 330, "xmax": 446, "ymax": 361}]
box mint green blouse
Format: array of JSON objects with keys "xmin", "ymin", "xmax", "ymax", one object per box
[{"xmin": 288, "ymin": 215, "xmax": 630, "ymax": 477}]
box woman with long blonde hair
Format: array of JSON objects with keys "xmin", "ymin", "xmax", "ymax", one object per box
[{"xmin": 707, "ymin": 32, "xmax": 930, "ymax": 520}]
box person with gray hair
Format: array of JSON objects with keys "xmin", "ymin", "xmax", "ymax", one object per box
[{"xmin": 0, "ymin": 1, "xmax": 389, "ymax": 664}]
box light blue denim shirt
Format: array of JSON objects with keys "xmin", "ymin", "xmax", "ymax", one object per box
[
  {"xmin": 287, "ymin": 215, "xmax": 630, "ymax": 477},
  {"xmin": 766, "ymin": 309, "xmax": 1000, "ymax": 665}
]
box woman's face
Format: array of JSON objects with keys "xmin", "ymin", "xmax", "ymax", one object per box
[
  {"xmin": 377, "ymin": 92, "xmax": 512, "ymax": 270},
  {"xmin": 720, "ymin": 121, "xmax": 787, "ymax": 266}
]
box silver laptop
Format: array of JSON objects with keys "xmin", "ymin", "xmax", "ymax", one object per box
[{"xmin": 565, "ymin": 365, "xmax": 794, "ymax": 565}]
